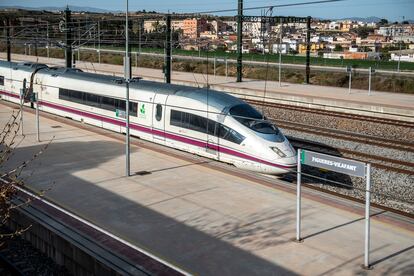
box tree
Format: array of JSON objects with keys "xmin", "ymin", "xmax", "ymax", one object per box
[
  {"xmin": 379, "ymin": 18, "xmax": 388, "ymax": 25},
  {"xmin": 0, "ymin": 100, "xmax": 51, "ymax": 246},
  {"xmin": 334, "ymin": 44, "xmax": 343, "ymax": 52},
  {"xmin": 352, "ymin": 26, "xmax": 374, "ymax": 39}
]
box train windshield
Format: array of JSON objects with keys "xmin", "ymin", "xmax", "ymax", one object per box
[{"xmin": 229, "ymin": 104, "xmax": 285, "ymax": 142}]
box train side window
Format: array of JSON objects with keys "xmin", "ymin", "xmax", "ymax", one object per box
[
  {"xmin": 118, "ymin": 100, "xmax": 126, "ymax": 111},
  {"xmin": 101, "ymin": 96, "xmax": 115, "ymax": 111},
  {"xmin": 181, "ymin": 112, "xmax": 190, "ymax": 129},
  {"xmin": 86, "ymin": 93, "xmax": 101, "ymax": 108},
  {"xmin": 217, "ymin": 124, "xmax": 229, "ymax": 139},
  {"xmin": 207, "ymin": 120, "xmax": 217, "ymax": 136},
  {"xmin": 226, "ymin": 128, "xmax": 245, "ymax": 144},
  {"xmin": 0, "ymin": 76, "xmax": 4, "ymax": 86},
  {"xmin": 59, "ymin": 88, "xmax": 70, "ymax": 100},
  {"xmin": 70, "ymin": 90, "xmax": 84, "ymax": 104},
  {"xmin": 217, "ymin": 124, "xmax": 245, "ymax": 144},
  {"xmin": 155, "ymin": 104, "xmax": 162, "ymax": 121},
  {"xmin": 129, "ymin": 102, "xmax": 137, "ymax": 117},
  {"xmin": 189, "ymin": 114, "xmax": 207, "ymax": 133},
  {"xmin": 170, "ymin": 110, "xmax": 182, "ymax": 127}
]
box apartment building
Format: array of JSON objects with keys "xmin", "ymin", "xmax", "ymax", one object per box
[{"xmin": 183, "ymin": 18, "xmax": 207, "ymax": 39}]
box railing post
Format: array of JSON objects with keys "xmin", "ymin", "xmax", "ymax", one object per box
[
  {"xmin": 368, "ymin": 67, "xmax": 372, "ymax": 96},
  {"xmin": 225, "ymin": 57, "xmax": 228, "ymax": 78}
]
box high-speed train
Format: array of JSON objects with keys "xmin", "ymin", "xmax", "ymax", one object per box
[{"xmin": 0, "ymin": 60, "xmax": 296, "ymax": 174}]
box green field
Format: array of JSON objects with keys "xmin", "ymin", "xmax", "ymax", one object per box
[{"xmin": 92, "ymin": 45, "xmax": 414, "ymax": 71}]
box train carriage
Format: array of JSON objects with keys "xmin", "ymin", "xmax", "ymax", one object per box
[{"xmin": 0, "ymin": 61, "xmax": 296, "ymax": 174}]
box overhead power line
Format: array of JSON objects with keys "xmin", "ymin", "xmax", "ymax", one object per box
[{"xmin": 182, "ymin": 0, "xmax": 345, "ymax": 15}]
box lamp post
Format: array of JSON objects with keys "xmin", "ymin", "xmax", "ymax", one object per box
[{"xmin": 125, "ymin": 0, "xmax": 131, "ymax": 176}]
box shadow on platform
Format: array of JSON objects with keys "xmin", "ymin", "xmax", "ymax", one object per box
[{"xmin": 9, "ymin": 140, "xmax": 298, "ymax": 275}]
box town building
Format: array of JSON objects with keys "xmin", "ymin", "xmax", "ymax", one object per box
[
  {"xmin": 298, "ymin": 43, "xmax": 325, "ymax": 54},
  {"xmin": 390, "ymin": 49, "xmax": 414, "ymax": 62},
  {"xmin": 183, "ymin": 18, "xmax": 208, "ymax": 39}
]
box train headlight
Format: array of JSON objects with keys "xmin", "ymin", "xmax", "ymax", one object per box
[{"xmin": 271, "ymin": 147, "xmax": 286, "ymax": 158}]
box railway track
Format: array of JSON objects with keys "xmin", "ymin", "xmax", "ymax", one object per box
[
  {"xmin": 273, "ymin": 118, "xmax": 414, "ymax": 152},
  {"xmin": 246, "ymin": 99, "xmax": 414, "ymax": 128},
  {"xmin": 289, "ymin": 137, "xmax": 414, "ymax": 175}
]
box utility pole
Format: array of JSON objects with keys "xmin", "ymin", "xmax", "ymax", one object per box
[
  {"xmin": 6, "ymin": 18, "xmax": 11, "ymax": 62},
  {"xmin": 305, "ymin": 16, "xmax": 311, "ymax": 84},
  {"xmin": 46, "ymin": 21, "xmax": 50, "ymax": 58},
  {"xmin": 34, "ymin": 19, "xmax": 38, "ymax": 57},
  {"xmin": 347, "ymin": 66, "xmax": 352, "ymax": 94},
  {"xmin": 20, "ymin": 79, "xmax": 26, "ymax": 135},
  {"xmin": 98, "ymin": 20, "xmax": 101, "ymax": 63},
  {"xmin": 261, "ymin": 9, "xmax": 266, "ymax": 55},
  {"xmin": 64, "ymin": 7, "xmax": 73, "ymax": 68},
  {"xmin": 78, "ymin": 20, "xmax": 81, "ymax": 62},
  {"xmin": 138, "ymin": 20, "xmax": 142, "ymax": 56},
  {"xmin": 279, "ymin": 18, "xmax": 282, "ymax": 87},
  {"xmin": 165, "ymin": 14, "xmax": 172, "ymax": 84},
  {"xmin": 125, "ymin": 0, "xmax": 131, "ymax": 177},
  {"xmin": 236, "ymin": 0, "xmax": 243, "ymax": 82}
]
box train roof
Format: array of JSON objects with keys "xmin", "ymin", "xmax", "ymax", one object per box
[
  {"xmin": 0, "ymin": 61, "xmax": 48, "ymax": 73},
  {"xmin": 1, "ymin": 61, "xmax": 246, "ymax": 112},
  {"xmin": 42, "ymin": 66, "xmax": 245, "ymax": 112},
  {"xmin": 0, "ymin": 60, "xmax": 18, "ymax": 68}
]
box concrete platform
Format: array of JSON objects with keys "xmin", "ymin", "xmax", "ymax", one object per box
[
  {"xmin": 2, "ymin": 53, "xmax": 413, "ymax": 122},
  {"xmin": 1, "ymin": 101, "xmax": 413, "ymax": 275}
]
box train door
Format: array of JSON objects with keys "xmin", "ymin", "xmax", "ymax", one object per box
[
  {"xmin": 206, "ymin": 114, "xmax": 220, "ymax": 161},
  {"xmin": 152, "ymin": 93, "xmax": 168, "ymax": 144}
]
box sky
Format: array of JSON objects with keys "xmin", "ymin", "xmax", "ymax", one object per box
[{"xmin": 1, "ymin": 0, "xmax": 413, "ymax": 21}]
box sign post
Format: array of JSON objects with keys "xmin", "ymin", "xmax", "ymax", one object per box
[
  {"xmin": 364, "ymin": 163, "xmax": 372, "ymax": 269},
  {"xmin": 33, "ymin": 92, "xmax": 40, "ymax": 142},
  {"xmin": 296, "ymin": 149, "xmax": 302, "ymax": 242},
  {"xmin": 19, "ymin": 88, "xmax": 24, "ymax": 135},
  {"xmin": 296, "ymin": 149, "xmax": 372, "ymax": 268}
]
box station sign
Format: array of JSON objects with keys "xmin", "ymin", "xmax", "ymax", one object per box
[{"xmin": 301, "ymin": 150, "xmax": 366, "ymax": 177}]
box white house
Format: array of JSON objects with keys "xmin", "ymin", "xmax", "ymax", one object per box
[
  {"xmin": 272, "ymin": 43, "xmax": 289, "ymax": 54},
  {"xmin": 390, "ymin": 49, "xmax": 414, "ymax": 62},
  {"xmin": 329, "ymin": 21, "xmax": 341, "ymax": 30}
]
